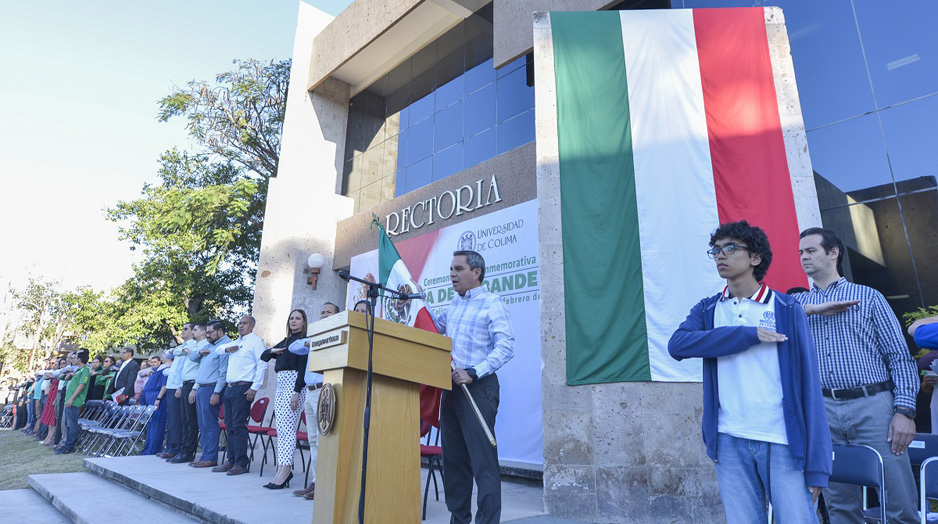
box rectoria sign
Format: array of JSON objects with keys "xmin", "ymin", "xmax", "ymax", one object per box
[
  {"xmin": 384, "ymin": 174, "xmax": 503, "ymax": 236},
  {"xmin": 347, "ymin": 200, "xmax": 543, "ymax": 466}
]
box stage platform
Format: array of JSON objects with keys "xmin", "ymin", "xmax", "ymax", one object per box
[{"xmin": 26, "ymin": 454, "xmax": 549, "ymax": 524}]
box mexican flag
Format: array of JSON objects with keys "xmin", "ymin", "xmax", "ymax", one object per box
[
  {"xmin": 540, "ymin": 8, "xmax": 807, "ymax": 384},
  {"xmin": 377, "ymin": 226, "xmax": 444, "ymax": 424}
]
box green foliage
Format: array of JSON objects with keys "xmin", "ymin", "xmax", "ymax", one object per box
[
  {"xmin": 902, "ymin": 305, "xmax": 938, "ymax": 327},
  {"xmin": 157, "ymin": 58, "xmax": 290, "ymax": 180}
]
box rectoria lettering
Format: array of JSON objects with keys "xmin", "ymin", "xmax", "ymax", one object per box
[
  {"xmin": 309, "ymin": 330, "xmax": 348, "ymax": 351},
  {"xmin": 385, "ymin": 174, "xmax": 503, "ymax": 236}
]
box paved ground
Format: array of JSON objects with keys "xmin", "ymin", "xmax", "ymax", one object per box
[{"xmin": 0, "ymin": 488, "xmax": 71, "ymax": 524}]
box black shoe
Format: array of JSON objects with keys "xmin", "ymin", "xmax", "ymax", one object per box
[
  {"xmin": 263, "ymin": 472, "xmax": 293, "ymax": 490},
  {"xmin": 169, "ymin": 454, "xmax": 194, "ymax": 464},
  {"xmin": 55, "ymin": 448, "xmax": 75, "ymax": 455}
]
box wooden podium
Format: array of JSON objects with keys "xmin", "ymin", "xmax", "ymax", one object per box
[{"xmin": 306, "ymin": 311, "xmax": 452, "ymax": 524}]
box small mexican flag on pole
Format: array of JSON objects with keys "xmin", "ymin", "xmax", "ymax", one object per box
[{"xmin": 375, "ymin": 218, "xmax": 444, "ymax": 424}]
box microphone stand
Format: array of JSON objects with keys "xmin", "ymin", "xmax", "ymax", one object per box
[{"xmin": 339, "ymin": 271, "xmax": 414, "ymax": 524}]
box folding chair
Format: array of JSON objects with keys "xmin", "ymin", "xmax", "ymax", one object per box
[
  {"xmin": 828, "ymin": 444, "xmax": 887, "ymax": 524},
  {"xmin": 107, "ymin": 405, "xmax": 157, "ymax": 456},
  {"xmin": 420, "ymin": 420, "xmax": 444, "ymax": 521},
  {"xmin": 910, "ymin": 434, "xmax": 938, "ymax": 524},
  {"xmin": 245, "ymin": 397, "xmax": 272, "ymax": 471}
]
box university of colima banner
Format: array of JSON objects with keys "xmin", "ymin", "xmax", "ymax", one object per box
[
  {"xmin": 347, "ymin": 200, "xmax": 543, "ymax": 466},
  {"xmin": 542, "ymin": 8, "xmax": 807, "ymax": 384}
]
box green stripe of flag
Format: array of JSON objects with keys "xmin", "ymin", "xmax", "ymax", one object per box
[{"xmin": 551, "ymin": 11, "xmax": 651, "ymax": 383}]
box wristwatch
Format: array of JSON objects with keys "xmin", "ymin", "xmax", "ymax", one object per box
[
  {"xmin": 466, "ymin": 368, "xmax": 478, "ymax": 381},
  {"xmin": 894, "ymin": 406, "xmax": 916, "ymax": 419}
]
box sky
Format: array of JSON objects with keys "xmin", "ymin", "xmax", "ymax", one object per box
[{"xmin": 0, "ymin": 0, "xmax": 353, "ymax": 293}]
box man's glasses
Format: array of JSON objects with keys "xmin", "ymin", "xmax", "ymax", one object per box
[{"xmin": 707, "ymin": 243, "xmax": 751, "ymax": 259}]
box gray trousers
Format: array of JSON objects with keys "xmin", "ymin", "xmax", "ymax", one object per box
[
  {"xmin": 441, "ymin": 374, "xmax": 500, "ymax": 524},
  {"xmin": 824, "ymin": 390, "xmax": 918, "ymax": 524}
]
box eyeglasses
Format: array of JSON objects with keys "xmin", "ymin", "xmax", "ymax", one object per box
[{"xmin": 707, "ymin": 243, "xmax": 750, "ymax": 259}]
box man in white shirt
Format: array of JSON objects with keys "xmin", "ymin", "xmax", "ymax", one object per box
[
  {"xmin": 213, "ymin": 315, "xmax": 266, "ymax": 476},
  {"xmin": 669, "ymin": 221, "xmax": 831, "ymax": 524},
  {"xmin": 158, "ymin": 323, "xmax": 193, "ymax": 460}
]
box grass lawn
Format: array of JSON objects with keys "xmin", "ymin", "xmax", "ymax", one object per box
[{"xmin": 0, "ymin": 429, "xmax": 85, "ymax": 490}]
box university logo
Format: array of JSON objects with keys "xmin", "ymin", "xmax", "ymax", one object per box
[
  {"xmin": 759, "ymin": 311, "xmax": 776, "ymax": 331},
  {"xmin": 457, "ymin": 230, "xmax": 475, "ymax": 251}
]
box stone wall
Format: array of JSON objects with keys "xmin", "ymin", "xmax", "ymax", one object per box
[{"xmin": 533, "ymin": 7, "xmax": 820, "ymax": 522}]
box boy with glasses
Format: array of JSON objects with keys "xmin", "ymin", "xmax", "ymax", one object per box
[{"xmin": 668, "ymin": 220, "xmax": 831, "ymax": 523}]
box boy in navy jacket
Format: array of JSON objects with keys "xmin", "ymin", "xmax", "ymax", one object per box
[{"xmin": 668, "ymin": 221, "xmax": 831, "ymax": 524}]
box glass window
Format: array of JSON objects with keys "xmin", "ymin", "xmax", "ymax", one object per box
[
  {"xmin": 497, "ymin": 110, "xmax": 535, "ymax": 155},
  {"xmin": 496, "ymin": 65, "xmax": 535, "ymax": 124},
  {"xmin": 406, "ymin": 117, "xmax": 433, "ymax": 166},
  {"xmin": 434, "ymin": 100, "xmax": 463, "ymax": 153},
  {"xmin": 404, "ymin": 156, "xmax": 432, "ymax": 194},
  {"xmin": 900, "ymin": 190, "xmax": 938, "ymax": 307},
  {"xmin": 853, "ymin": 1, "xmax": 938, "ymax": 109},
  {"xmin": 465, "ymin": 127, "xmax": 496, "ymax": 168},
  {"xmin": 433, "ymin": 143, "xmax": 464, "ymax": 182},
  {"xmin": 465, "ymin": 57, "xmax": 495, "ymax": 94},
  {"xmin": 880, "ymin": 97, "xmax": 938, "ymax": 189},
  {"xmin": 465, "ymin": 83, "xmax": 496, "ymax": 137},
  {"xmin": 820, "ymin": 197, "xmax": 922, "ymax": 317},
  {"xmin": 806, "ymin": 113, "xmax": 892, "ymax": 195}
]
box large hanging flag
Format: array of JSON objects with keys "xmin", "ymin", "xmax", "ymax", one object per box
[
  {"xmin": 377, "ymin": 223, "xmax": 444, "ymax": 424},
  {"xmin": 541, "ymin": 8, "xmax": 807, "ymax": 384}
]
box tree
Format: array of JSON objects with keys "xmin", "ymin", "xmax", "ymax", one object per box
[
  {"xmin": 104, "ymin": 58, "xmax": 290, "ymax": 345},
  {"xmin": 158, "ymin": 58, "xmax": 290, "ymax": 180}
]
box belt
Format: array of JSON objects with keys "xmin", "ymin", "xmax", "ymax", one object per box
[
  {"xmin": 183, "ymin": 380, "xmax": 195, "ymax": 386},
  {"xmin": 197, "ymin": 382, "xmax": 218, "ymax": 388},
  {"xmin": 228, "ymin": 381, "xmax": 252, "ymax": 387},
  {"xmin": 822, "ymin": 380, "xmax": 892, "ymax": 401},
  {"xmin": 307, "ymin": 383, "xmax": 323, "ymax": 391}
]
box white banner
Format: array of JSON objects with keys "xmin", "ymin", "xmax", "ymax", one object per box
[{"xmin": 348, "ymin": 200, "xmax": 543, "ymax": 466}]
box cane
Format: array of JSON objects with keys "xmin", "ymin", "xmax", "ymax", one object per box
[{"xmin": 451, "ymin": 362, "xmax": 497, "ymax": 447}]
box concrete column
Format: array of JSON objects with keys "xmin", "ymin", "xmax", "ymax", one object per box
[{"xmin": 250, "ymin": 3, "xmax": 355, "ymax": 423}]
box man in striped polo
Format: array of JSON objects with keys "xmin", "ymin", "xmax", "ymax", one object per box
[{"xmin": 796, "ymin": 227, "xmax": 919, "ymax": 524}]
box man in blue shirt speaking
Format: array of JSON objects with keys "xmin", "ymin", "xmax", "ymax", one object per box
[
  {"xmin": 432, "ymin": 250, "xmax": 514, "ymax": 524},
  {"xmin": 669, "ymin": 221, "xmax": 831, "ymax": 524}
]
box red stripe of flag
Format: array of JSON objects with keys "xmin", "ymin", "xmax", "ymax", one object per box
[{"xmin": 694, "ymin": 7, "xmax": 807, "ymax": 290}]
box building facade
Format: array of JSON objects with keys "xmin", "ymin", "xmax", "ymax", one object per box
[{"xmin": 252, "ymin": 1, "xmax": 937, "ymax": 521}]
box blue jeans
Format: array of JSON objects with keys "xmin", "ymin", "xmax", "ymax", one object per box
[
  {"xmin": 195, "ymin": 386, "xmax": 223, "ymax": 462},
  {"xmin": 64, "ymin": 406, "xmax": 81, "ymax": 450},
  {"xmin": 715, "ymin": 433, "xmax": 818, "ymax": 524},
  {"xmin": 25, "ymin": 400, "xmax": 35, "ymax": 430}
]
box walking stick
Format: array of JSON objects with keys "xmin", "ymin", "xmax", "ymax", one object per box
[{"xmin": 451, "ymin": 362, "xmax": 497, "ymax": 447}]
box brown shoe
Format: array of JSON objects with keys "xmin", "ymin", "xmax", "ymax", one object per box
[
  {"xmin": 303, "ymin": 486, "xmax": 315, "ymax": 500},
  {"xmin": 191, "ymin": 461, "xmax": 218, "ymax": 468},
  {"xmin": 161, "ymin": 452, "xmax": 178, "ymax": 461},
  {"xmin": 212, "ymin": 463, "xmax": 235, "ymax": 473},
  {"xmin": 226, "ymin": 465, "xmax": 248, "ymax": 476},
  {"xmin": 292, "ymin": 484, "xmax": 314, "ymax": 497}
]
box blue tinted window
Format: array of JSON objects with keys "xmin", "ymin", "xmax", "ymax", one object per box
[
  {"xmin": 465, "ymin": 127, "xmax": 496, "ymax": 168},
  {"xmin": 395, "ymin": 170, "xmax": 406, "ymax": 197},
  {"xmin": 465, "ymin": 84, "xmax": 496, "ymax": 137},
  {"xmin": 404, "ymin": 157, "xmax": 432, "ymax": 194},
  {"xmin": 496, "ymin": 66, "xmax": 534, "ymax": 124},
  {"xmin": 465, "ymin": 58, "xmax": 495, "ymax": 94},
  {"xmin": 398, "ymin": 106, "xmax": 410, "ymax": 132},
  {"xmin": 409, "ymin": 93, "xmax": 434, "ymax": 125},
  {"xmin": 406, "ymin": 118, "xmax": 433, "ymax": 166},
  {"xmin": 435, "ymin": 75, "xmax": 464, "ymax": 111},
  {"xmin": 433, "ymin": 144, "xmax": 464, "ymax": 182},
  {"xmin": 496, "ymin": 110, "xmax": 535, "ymax": 155},
  {"xmin": 497, "ymin": 55, "xmax": 526, "ymax": 79},
  {"xmin": 434, "ymin": 101, "xmax": 463, "ymax": 153}
]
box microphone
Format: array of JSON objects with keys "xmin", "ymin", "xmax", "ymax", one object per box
[
  {"xmin": 399, "ymin": 292, "xmax": 426, "ymax": 300},
  {"xmin": 338, "ymin": 270, "xmax": 351, "ymax": 281}
]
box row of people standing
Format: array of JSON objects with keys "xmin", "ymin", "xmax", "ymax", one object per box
[{"xmin": 22, "ymin": 349, "xmax": 92, "ymax": 454}]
